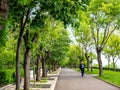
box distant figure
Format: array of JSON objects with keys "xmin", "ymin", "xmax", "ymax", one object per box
[{"xmin": 79, "ymin": 61, "xmax": 85, "ymax": 77}]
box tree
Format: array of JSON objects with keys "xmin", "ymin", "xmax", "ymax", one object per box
[
  {"xmin": 88, "ymin": 0, "xmax": 120, "ymax": 76},
  {"xmin": 104, "ymin": 33, "xmax": 120, "ymax": 70},
  {"xmin": 74, "ymin": 11, "xmax": 94, "ymax": 71},
  {"xmin": 23, "ymin": 29, "xmax": 38, "ymax": 90},
  {"xmin": 10, "ymin": 3, "xmax": 30, "ymax": 90},
  {"xmin": 9, "ymin": 0, "xmax": 38, "ymax": 89},
  {"xmin": 39, "ymin": 16, "xmax": 70, "ymax": 76},
  {"xmin": 49, "ymin": 29, "xmax": 70, "ymax": 70},
  {"xmin": 35, "ymin": 50, "xmax": 42, "ymax": 81},
  {"xmin": 67, "ymin": 44, "xmax": 82, "ymax": 68},
  {"xmin": 103, "ymin": 48, "xmax": 111, "ymax": 70},
  {"xmin": 0, "ymin": 0, "xmax": 9, "ymax": 30},
  {"xmin": 4, "ymin": 0, "xmax": 89, "ymax": 89}
]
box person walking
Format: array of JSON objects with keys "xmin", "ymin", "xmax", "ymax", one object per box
[{"xmin": 79, "ymin": 61, "xmax": 85, "ymax": 77}]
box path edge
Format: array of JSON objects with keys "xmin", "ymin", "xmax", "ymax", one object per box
[{"xmin": 52, "ymin": 67, "xmax": 61, "ymax": 90}]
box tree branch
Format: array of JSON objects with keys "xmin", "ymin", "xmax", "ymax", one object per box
[
  {"xmin": 102, "ymin": 25, "xmax": 117, "ymax": 49},
  {"xmin": 32, "ymin": 33, "xmax": 38, "ymax": 43},
  {"xmin": 22, "ymin": 7, "xmax": 30, "ymax": 32},
  {"xmin": 23, "ymin": 29, "xmax": 29, "ymax": 47},
  {"xmin": 92, "ymin": 28, "xmax": 98, "ymax": 48},
  {"xmin": 100, "ymin": 23, "xmax": 109, "ymax": 48}
]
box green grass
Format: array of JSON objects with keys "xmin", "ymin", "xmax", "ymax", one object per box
[
  {"xmin": 40, "ymin": 77, "xmax": 48, "ymax": 83},
  {"xmin": 86, "ymin": 69, "xmax": 99, "ymax": 74},
  {"xmin": 101, "ymin": 70, "xmax": 120, "ymax": 86},
  {"xmin": 30, "ymin": 78, "xmax": 48, "ymax": 83},
  {"xmin": 85, "ymin": 69, "xmax": 120, "ymax": 86}
]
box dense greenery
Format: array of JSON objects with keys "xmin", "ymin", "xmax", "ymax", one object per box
[
  {"xmin": 0, "ymin": 0, "xmax": 120, "ymax": 90},
  {"xmin": 71, "ymin": 0, "xmax": 120, "ymax": 77},
  {"xmin": 0, "ymin": 69, "xmax": 15, "ymax": 84}
]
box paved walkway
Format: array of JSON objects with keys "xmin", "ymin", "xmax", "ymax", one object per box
[{"xmin": 55, "ymin": 68, "xmax": 120, "ymax": 90}]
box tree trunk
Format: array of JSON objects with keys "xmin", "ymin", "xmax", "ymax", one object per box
[
  {"xmin": 97, "ymin": 49, "xmax": 103, "ymax": 77},
  {"xmin": 16, "ymin": 37, "xmax": 22, "ymax": 90},
  {"xmin": 42, "ymin": 57, "xmax": 47, "ymax": 77},
  {"xmin": 0, "ymin": 0, "xmax": 9, "ymax": 30},
  {"xmin": 113, "ymin": 59, "xmax": 115, "ymax": 71},
  {"xmin": 90, "ymin": 56, "xmax": 93, "ymax": 72},
  {"xmin": 108, "ymin": 60, "xmax": 110, "ymax": 70},
  {"xmin": 48, "ymin": 61, "xmax": 52, "ymax": 73},
  {"xmin": 36, "ymin": 55, "xmax": 41, "ymax": 81},
  {"xmin": 23, "ymin": 29, "xmax": 37, "ymax": 90},
  {"xmin": 52, "ymin": 62, "xmax": 56, "ymax": 71},
  {"xmin": 85, "ymin": 53, "xmax": 90, "ymax": 72},
  {"xmin": 24, "ymin": 48, "xmax": 31, "ymax": 90},
  {"xmin": 16, "ymin": 7, "xmax": 30, "ymax": 90},
  {"xmin": 16, "ymin": 22, "xmax": 25, "ymax": 90},
  {"xmin": 52, "ymin": 62, "xmax": 54, "ymax": 72},
  {"xmin": 55, "ymin": 63, "xmax": 58, "ymax": 71},
  {"xmin": 53, "ymin": 62, "xmax": 56, "ymax": 71}
]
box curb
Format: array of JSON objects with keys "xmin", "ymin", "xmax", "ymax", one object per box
[
  {"xmin": 52, "ymin": 68, "xmax": 61, "ymax": 90},
  {"xmin": 40, "ymin": 67, "xmax": 61, "ymax": 90},
  {"xmin": 0, "ymin": 84, "xmax": 15, "ymax": 90}
]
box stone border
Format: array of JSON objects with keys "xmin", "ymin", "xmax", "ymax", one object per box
[
  {"xmin": 0, "ymin": 84, "xmax": 15, "ymax": 90},
  {"xmin": 52, "ymin": 68, "xmax": 61, "ymax": 90},
  {"xmin": 30, "ymin": 67, "xmax": 61, "ymax": 90}
]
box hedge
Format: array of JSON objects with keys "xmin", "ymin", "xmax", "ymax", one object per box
[{"xmin": 92, "ymin": 67, "xmax": 120, "ymax": 72}]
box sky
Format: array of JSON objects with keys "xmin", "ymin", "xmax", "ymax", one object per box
[{"xmin": 67, "ymin": 25, "xmax": 77, "ymax": 44}]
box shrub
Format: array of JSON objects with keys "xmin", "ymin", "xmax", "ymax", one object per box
[
  {"xmin": 0, "ymin": 69, "xmax": 15, "ymax": 84},
  {"xmin": 20, "ymin": 68, "xmax": 24, "ymax": 77}
]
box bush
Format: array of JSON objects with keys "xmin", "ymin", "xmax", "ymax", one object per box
[
  {"xmin": 0, "ymin": 69, "xmax": 15, "ymax": 84},
  {"xmin": 20, "ymin": 68, "xmax": 24, "ymax": 77},
  {"xmin": 0, "ymin": 71, "xmax": 5, "ymax": 83},
  {"xmin": 92, "ymin": 67, "xmax": 120, "ymax": 72}
]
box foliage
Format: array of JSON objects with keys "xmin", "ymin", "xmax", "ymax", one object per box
[
  {"xmin": 35, "ymin": 15, "xmax": 71, "ymax": 67},
  {"xmin": 60, "ymin": 57, "xmax": 69, "ymax": 67},
  {"xmin": 49, "ymin": 22, "xmax": 70, "ymax": 66},
  {"xmin": 88, "ymin": 0, "xmax": 120, "ymax": 48},
  {"xmin": 0, "ymin": 30, "xmax": 8, "ymax": 46},
  {"xmin": 85, "ymin": 0, "xmax": 120, "ymax": 76},
  {"xmin": 0, "ymin": 69, "xmax": 15, "ymax": 84},
  {"xmin": 103, "ymin": 33, "xmax": 120, "ymax": 69},
  {"xmin": 0, "ymin": 32, "xmax": 16, "ymax": 69},
  {"xmin": 40, "ymin": 0, "xmax": 81, "ymax": 27},
  {"xmin": 75, "ymin": 10, "xmax": 94, "ymax": 50},
  {"xmin": 74, "ymin": 10, "xmax": 95, "ymax": 71},
  {"xmin": 0, "ymin": 0, "xmax": 9, "ymax": 30},
  {"xmin": 67, "ymin": 44, "xmax": 83, "ymax": 68},
  {"xmin": 1, "ymin": 0, "xmax": 120, "ymax": 88},
  {"xmin": 107, "ymin": 34, "xmax": 120, "ymax": 57}
]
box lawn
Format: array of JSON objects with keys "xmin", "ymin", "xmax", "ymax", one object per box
[
  {"xmin": 75, "ymin": 68, "xmax": 120, "ymax": 86},
  {"xmin": 87, "ymin": 69, "xmax": 120, "ymax": 86},
  {"xmin": 101, "ymin": 70, "xmax": 120, "ymax": 86}
]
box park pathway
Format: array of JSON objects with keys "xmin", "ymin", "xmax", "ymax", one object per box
[{"xmin": 55, "ymin": 68, "xmax": 120, "ymax": 90}]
